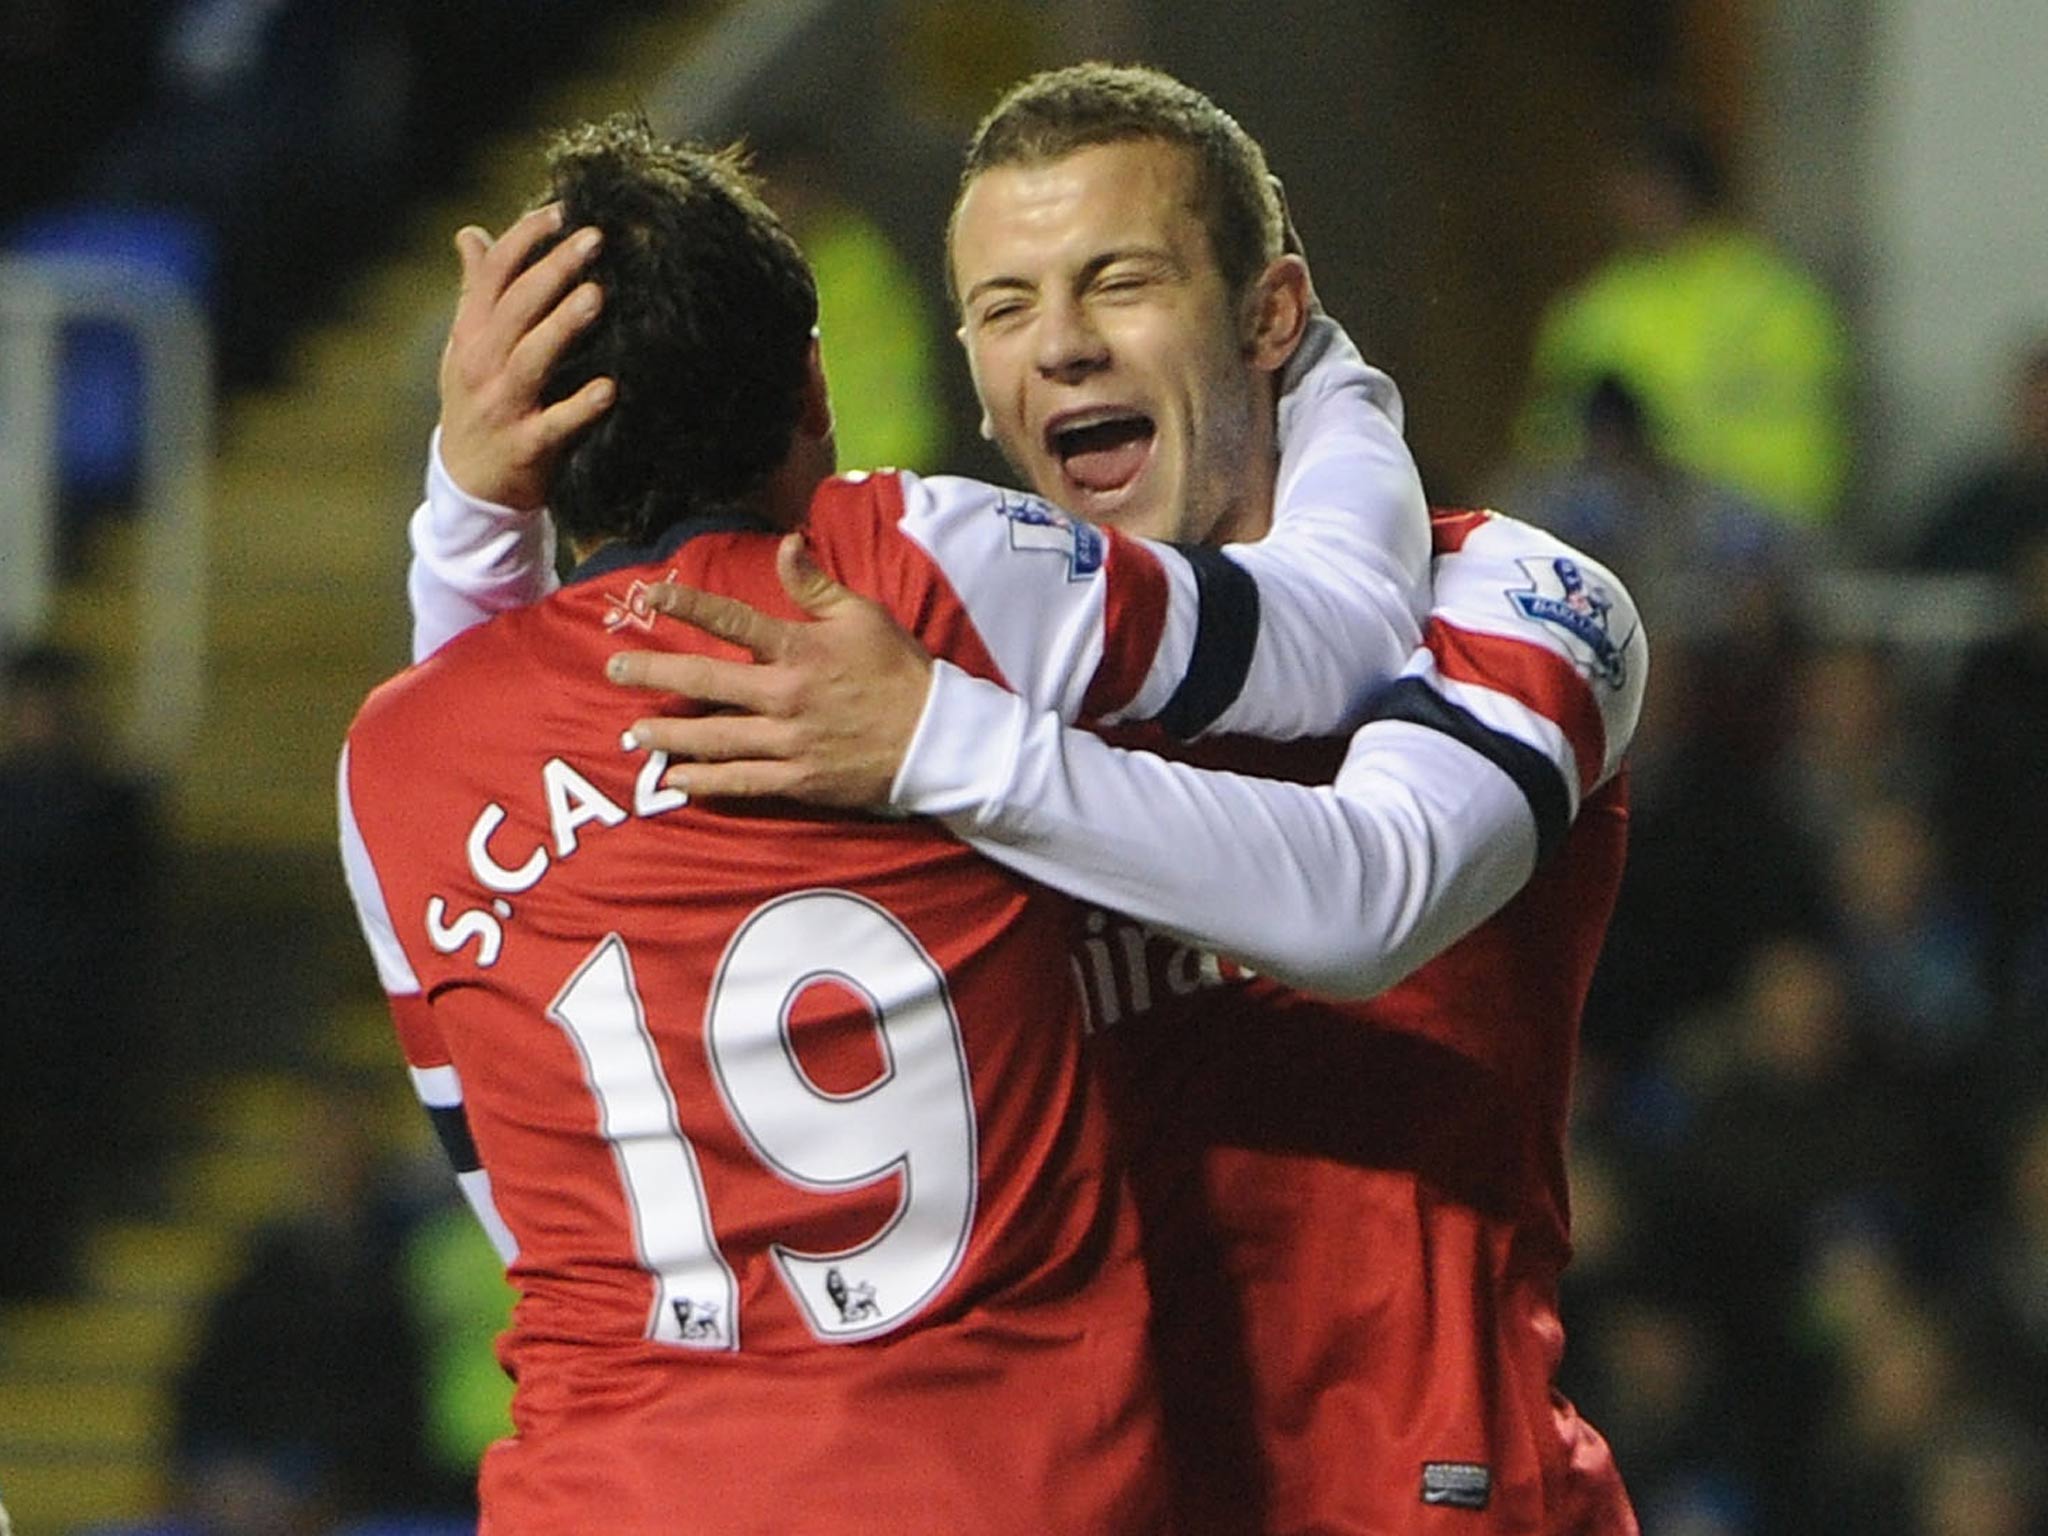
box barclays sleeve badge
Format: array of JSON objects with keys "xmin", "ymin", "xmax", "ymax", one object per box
[
  {"xmin": 1509, "ymin": 556, "xmax": 1630, "ymax": 688},
  {"xmin": 995, "ymin": 492, "xmax": 1106, "ymax": 581}
]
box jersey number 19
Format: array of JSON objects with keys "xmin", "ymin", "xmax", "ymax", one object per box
[{"xmin": 547, "ymin": 890, "xmax": 980, "ymax": 1349}]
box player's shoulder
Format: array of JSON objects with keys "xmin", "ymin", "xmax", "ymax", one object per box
[
  {"xmin": 1425, "ymin": 506, "xmax": 1646, "ymax": 755},
  {"xmin": 819, "ymin": 467, "xmax": 1077, "ymax": 537},
  {"xmin": 348, "ymin": 603, "xmax": 533, "ymax": 755},
  {"xmin": 1429, "ymin": 508, "xmax": 1641, "ymax": 663},
  {"xmin": 810, "ymin": 468, "xmax": 1109, "ymax": 578}
]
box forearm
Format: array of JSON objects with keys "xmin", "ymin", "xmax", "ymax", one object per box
[
  {"xmin": 408, "ymin": 429, "xmax": 560, "ymax": 661},
  {"xmin": 894, "ymin": 663, "xmax": 1537, "ymax": 998},
  {"xmin": 1201, "ymin": 325, "xmax": 1430, "ymax": 739}
]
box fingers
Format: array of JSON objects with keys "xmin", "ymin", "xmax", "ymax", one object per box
[
  {"xmin": 774, "ymin": 532, "xmax": 847, "ymax": 616},
  {"xmin": 491, "ymin": 225, "xmax": 604, "ymax": 360},
  {"xmin": 453, "ymin": 225, "xmax": 492, "ymax": 288},
  {"xmin": 626, "ymin": 712, "xmax": 791, "ymax": 765},
  {"xmin": 656, "ymin": 760, "xmax": 805, "ymax": 800},
  {"xmin": 447, "ymin": 205, "xmax": 604, "ymax": 386},
  {"xmin": 451, "ymin": 204, "xmax": 559, "ymax": 329},
  {"xmin": 534, "ymin": 373, "xmax": 616, "ymax": 451},
  {"xmin": 642, "ymin": 583, "xmax": 793, "ymax": 661},
  {"xmin": 477, "ymin": 203, "xmax": 567, "ymax": 297},
  {"xmin": 503, "ymin": 275, "xmax": 604, "ymax": 396},
  {"xmin": 607, "ymin": 649, "xmax": 781, "ymax": 714}
]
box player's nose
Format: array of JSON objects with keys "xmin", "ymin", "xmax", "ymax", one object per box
[{"xmin": 1034, "ymin": 294, "xmax": 1110, "ymax": 383}]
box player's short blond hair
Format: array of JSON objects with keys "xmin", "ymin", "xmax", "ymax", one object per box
[{"xmin": 948, "ymin": 62, "xmax": 1285, "ymax": 310}]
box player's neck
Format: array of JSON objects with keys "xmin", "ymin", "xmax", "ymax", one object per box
[{"xmin": 1211, "ymin": 491, "xmax": 1274, "ymax": 545}]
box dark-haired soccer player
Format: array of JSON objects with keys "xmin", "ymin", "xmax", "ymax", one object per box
[{"xmin": 345, "ymin": 114, "xmax": 1464, "ymax": 1534}]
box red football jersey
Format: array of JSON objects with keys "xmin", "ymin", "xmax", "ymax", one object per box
[
  {"xmin": 1089, "ymin": 511, "xmax": 1642, "ymax": 1536},
  {"xmin": 343, "ymin": 477, "xmax": 1189, "ymax": 1534}
]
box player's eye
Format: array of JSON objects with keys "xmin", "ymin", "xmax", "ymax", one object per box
[{"xmin": 974, "ymin": 298, "xmax": 1029, "ymax": 329}]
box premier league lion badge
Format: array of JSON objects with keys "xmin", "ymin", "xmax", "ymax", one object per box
[
  {"xmin": 1508, "ymin": 556, "xmax": 1631, "ymax": 688},
  {"xmin": 995, "ymin": 492, "xmax": 1106, "ymax": 581}
]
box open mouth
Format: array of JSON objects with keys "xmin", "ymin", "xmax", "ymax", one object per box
[{"xmin": 1049, "ymin": 411, "xmax": 1156, "ymax": 495}]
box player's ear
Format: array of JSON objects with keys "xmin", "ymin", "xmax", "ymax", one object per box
[
  {"xmin": 1242, "ymin": 254, "xmax": 1312, "ymax": 376},
  {"xmin": 954, "ymin": 323, "xmax": 998, "ymax": 440}
]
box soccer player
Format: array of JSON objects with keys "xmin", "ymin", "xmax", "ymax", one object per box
[
  {"xmin": 646, "ymin": 69, "xmax": 1645, "ymax": 1535},
  {"xmin": 409, "ymin": 70, "xmax": 1648, "ymax": 1534},
  {"xmin": 344, "ymin": 115, "xmax": 1466, "ymax": 1533},
  {"xmin": 913, "ymin": 68, "xmax": 1646, "ymax": 1536}
]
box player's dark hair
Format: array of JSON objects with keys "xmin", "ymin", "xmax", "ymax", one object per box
[
  {"xmin": 529, "ymin": 114, "xmax": 819, "ymax": 548},
  {"xmin": 948, "ymin": 62, "xmax": 1284, "ymax": 310}
]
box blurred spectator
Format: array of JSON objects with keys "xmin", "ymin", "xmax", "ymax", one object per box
[
  {"xmin": 1571, "ymin": 1292, "xmax": 1761, "ymax": 1529},
  {"xmin": 1912, "ymin": 338, "xmax": 2048, "ymax": 574},
  {"xmin": 749, "ymin": 122, "xmax": 950, "ymax": 474},
  {"xmin": 1809, "ymin": 1301, "xmax": 1966, "ymax": 1536},
  {"xmin": 0, "ymin": 0, "xmax": 164, "ymax": 224},
  {"xmin": 173, "ymin": 1081, "xmax": 455, "ymax": 1522},
  {"xmin": 86, "ymin": 0, "xmax": 416, "ymax": 385},
  {"xmin": 0, "ymin": 643, "xmax": 159, "ymax": 1297},
  {"xmin": 1940, "ymin": 528, "xmax": 2048, "ymax": 1003},
  {"xmin": 1507, "ymin": 372, "xmax": 1804, "ymax": 648},
  {"xmin": 1773, "ymin": 639, "xmax": 1937, "ymax": 849},
  {"xmin": 1514, "ymin": 105, "xmax": 1853, "ymax": 528},
  {"xmin": 1658, "ymin": 937, "xmax": 1933, "ymax": 1344},
  {"xmin": 1954, "ymin": 1103, "xmax": 2048, "ymax": 1418},
  {"xmin": 1909, "ymin": 1415, "xmax": 2047, "ymax": 1536},
  {"xmin": 1826, "ymin": 794, "xmax": 1991, "ymax": 1075},
  {"xmin": 1577, "ymin": 632, "xmax": 1825, "ymax": 1072},
  {"xmin": 1638, "ymin": 1474, "xmax": 1761, "ymax": 1536}
]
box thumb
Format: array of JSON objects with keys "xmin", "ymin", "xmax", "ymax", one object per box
[
  {"xmin": 454, "ymin": 225, "xmax": 490, "ymax": 286},
  {"xmin": 776, "ymin": 532, "xmax": 847, "ymax": 616}
]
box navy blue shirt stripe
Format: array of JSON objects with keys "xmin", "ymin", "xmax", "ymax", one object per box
[
  {"xmin": 1156, "ymin": 546, "xmax": 1261, "ymax": 740},
  {"xmin": 426, "ymin": 1103, "xmax": 483, "ymax": 1174},
  {"xmin": 1368, "ymin": 677, "xmax": 1571, "ymax": 862}
]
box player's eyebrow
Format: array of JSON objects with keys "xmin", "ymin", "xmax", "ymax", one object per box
[{"xmin": 1079, "ymin": 245, "xmax": 1185, "ymax": 282}]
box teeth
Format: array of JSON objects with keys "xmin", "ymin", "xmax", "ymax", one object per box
[{"xmin": 1055, "ymin": 409, "xmax": 1138, "ymax": 432}]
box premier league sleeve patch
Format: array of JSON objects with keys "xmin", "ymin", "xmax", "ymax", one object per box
[
  {"xmin": 1508, "ymin": 556, "xmax": 1632, "ymax": 689},
  {"xmin": 993, "ymin": 491, "xmax": 1107, "ymax": 581}
]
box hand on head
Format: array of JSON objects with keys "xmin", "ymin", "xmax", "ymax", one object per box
[{"xmin": 438, "ymin": 202, "xmax": 616, "ymax": 509}]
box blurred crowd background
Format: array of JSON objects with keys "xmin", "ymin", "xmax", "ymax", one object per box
[{"xmin": 0, "ymin": 1, "xmax": 2043, "ymax": 1533}]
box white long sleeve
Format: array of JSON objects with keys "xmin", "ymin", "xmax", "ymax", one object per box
[
  {"xmin": 892, "ymin": 662, "xmax": 1537, "ymax": 999},
  {"xmin": 1206, "ymin": 318, "xmax": 1429, "ymax": 738},
  {"xmin": 888, "ymin": 509, "xmax": 1648, "ymax": 1000},
  {"xmin": 407, "ymin": 430, "xmax": 560, "ymax": 661}
]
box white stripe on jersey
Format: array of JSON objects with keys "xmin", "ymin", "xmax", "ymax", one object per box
[
  {"xmin": 337, "ymin": 744, "xmax": 421, "ymax": 996},
  {"xmin": 457, "ymin": 1167, "xmax": 519, "ymax": 1264},
  {"xmin": 409, "ymin": 1062, "xmax": 463, "ymax": 1109}
]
